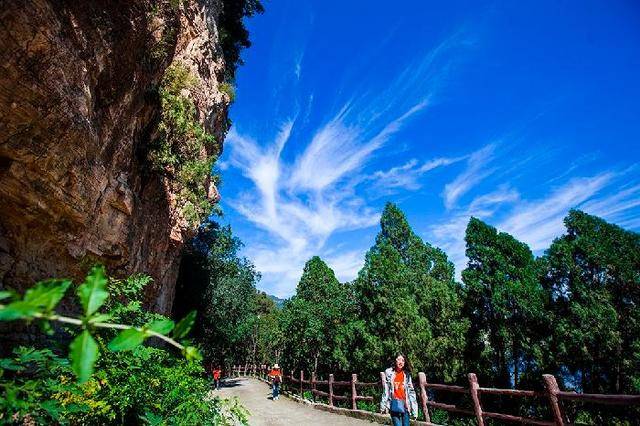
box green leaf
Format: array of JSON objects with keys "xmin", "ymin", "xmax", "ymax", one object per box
[
  {"xmin": 77, "ymin": 266, "xmax": 109, "ymax": 316},
  {"xmin": 40, "ymin": 400, "xmax": 62, "ymax": 419},
  {"xmin": 141, "ymin": 411, "xmax": 166, "ymax": 426},
  {"xmin": 38, "ymin": 319, "xmax": 54, "ymax": 335},
  {"xmin": 69, "ymin": 330, "xmax": 99, "ymax": 383},
  {"xmin": 173, "ymin": 311, "xmax": 196, "ymax": 339},
  {"xmin": 182, "ymin": 346, "xmax": 202, "ymax": 361},
  {"xmin": 146, "ymin": 319, "xmax": 174, "ymax": 335},
  {"xmin": 0, "ymin": 290, "xmax": 13, "ymax": 301},
  {"xmin": 108, "ymin": 328, "xmax": 146, "ymax": 351},
  {"xmin": 0, "ymin": 301, "xmax": 39, "ymax": 321},
  {"xmin": 0, "ymin": 358, "xmax": 23, "ymax": 371},
  {"xmin": 24, "ymin": 279, "xmax": 71, "ymax": 311}
]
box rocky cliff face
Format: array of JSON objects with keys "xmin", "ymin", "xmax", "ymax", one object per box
[{"xmin": 0, "ymin": 0, "xmax": 231, "ymax": 314}]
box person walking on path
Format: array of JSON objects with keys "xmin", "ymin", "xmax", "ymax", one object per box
[
  {"xmin": 268, "ymin": 364, "xmax": 283, "ymax": 400},
  {"xmin": 212, "ymin": 365, "xmax": 222, "ymax": 390},
  {"xmin": 380, "ymin": 354, "xmax": 418, "ymax": 426}
]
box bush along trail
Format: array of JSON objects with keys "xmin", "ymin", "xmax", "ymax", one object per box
[{"xmin": 0, "ymin": 267, "xmax": 249, "ymax": 425}]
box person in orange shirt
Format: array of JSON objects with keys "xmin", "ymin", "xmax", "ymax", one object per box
[
  {"xmin": 268, "ymin": 363, "xmax": 283, "ymax": 400},
  {"xmin": 380, "ymin": 354, "xmax": 418, "ymax": 426},
  {"xmin": 212, "ymin": 365, "xmax": 222, "ymax": 390}
]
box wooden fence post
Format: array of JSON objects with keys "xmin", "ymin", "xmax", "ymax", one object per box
[
  {"xmin": 351, "ymin": 374, "xmax": 358, "ymax": 410},
  {"xmin": 418, "ymin": 372, "xmax": 431, "ymax": 423},
  {"xmin": 329, "ymin": 374, "xmax": 334, "ymax": 406},
  {"xmin": 543, "ymin": 374, "xmax": 565, "ymax": 426},
  {"xmin": 468, "ymin": 373, "xmax": 485, "ymax": 426},
  {"xmin": 300, "ymin": 370, "xmax": 304, "ymax": 398},
  {"xmin": 311, "ymin": 372, "xmax": 317, "ymax": 402}
]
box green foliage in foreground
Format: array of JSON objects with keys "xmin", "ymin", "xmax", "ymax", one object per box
[
  {"xmin": 0, "ymin": 266, "xmax": 200, "ymax": 383},
  {"xmin": 0, "ymin": 346, "xmax": 248, "ymax": 425},
  {"xmin": 0, "ymin": 269, "xmax": 249, "ymax": 425}
]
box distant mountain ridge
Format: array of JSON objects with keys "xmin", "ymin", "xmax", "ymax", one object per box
[{"xmin": 268, "ymin": 294, "xmax": 286, "ymax": 308}]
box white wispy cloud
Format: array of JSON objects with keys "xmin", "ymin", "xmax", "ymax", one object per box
[
  {"xmin": 226, "ymin": 123, "xmax": 383, "ymax": 297},
  {"xmin": 429, "ymin": 168, "xmax": 640, "ymax": 279},
  {"xmin": 442, "ymin": 144, "xmax": 496, "ymax": 209},
  {"xmin": 429, "ymin": 185, "xmax": 520, "ymax": 276},
  {"xmin": 325, "ymin": 249, "xmax": 367, "ymax": 283},
  {"xmin": 498, "ymin": 173, "xmax": 614, "ymax": 251},
  {"xmin": 367, "ymin": 156, "xmax": 463, "ymax": 193},
  {"xmin": 225, "ymin": 29, "xmax": 475, "ymax": 296},
  {"xmin": 289, "ymin": 101, "xmax": 428, "ymax": 192}
]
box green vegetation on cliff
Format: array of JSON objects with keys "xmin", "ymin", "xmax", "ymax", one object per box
[{"xmin": 150, "ymin": 64, "xmax": 220, "ymax": 226}]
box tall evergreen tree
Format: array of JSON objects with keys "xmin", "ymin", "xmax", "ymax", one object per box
[
  {"xmin": 354, "ymin": 203, "xmax": 468, "ymax": 381},
  {"xmin": 462, "ymin": 217, "xmax": 546, "ymax": 388},
  {"xmin": 540, "ymin": 210, "xmax": 639, "ymax": 394},
  {"xmin": 178, "ymin": 222, "xmax": 262, "ymax": 366},
  {"xmin": 280, "ymin": 256, "xmax": 351, "ymax": 373}
]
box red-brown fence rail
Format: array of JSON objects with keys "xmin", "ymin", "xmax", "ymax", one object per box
[{"xmin": 230, "ymin": 365, "xmax": 640, "ymax": 425}]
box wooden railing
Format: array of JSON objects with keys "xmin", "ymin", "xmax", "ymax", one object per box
[
  {"xmin": 230, "ymin": 364, "xmax": 376, "ymax": 409},
  {"xmin": 230, "ymin": 365, "xmax": 640, "ymax": 425}
]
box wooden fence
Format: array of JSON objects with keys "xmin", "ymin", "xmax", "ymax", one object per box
[{"xmin": 230, "ymin": 365, "xmax": 640, "ymax": 425}]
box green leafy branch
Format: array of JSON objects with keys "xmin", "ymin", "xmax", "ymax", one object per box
[{"xmin": 0, "ymin": 266, "xmax": 200, "ymax": 383}]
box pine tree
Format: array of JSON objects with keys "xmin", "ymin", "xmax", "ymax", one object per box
[
  {"xmin": 462, "ymin": 217, "xmax": 547, "ymax": 388},
  {"xmin": 354, "ymin": 202, "xmax": 468, "ymax": 381},
  {"xmin": 280, "ymin": 256, "xmax": 351, "ymax": 373},
  {"xmin": 540, "ymin": 210, "xmax": 639, "ymax": 394}
]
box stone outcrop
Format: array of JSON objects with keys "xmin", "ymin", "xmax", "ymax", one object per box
[{"xmin": 0, "ymin": 0, "xmax": 231, "ymax": 314}]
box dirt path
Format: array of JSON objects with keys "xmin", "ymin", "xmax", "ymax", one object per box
[{"xmin": 217, "ymin": 377, "xmax": 378, "ymax": 425}]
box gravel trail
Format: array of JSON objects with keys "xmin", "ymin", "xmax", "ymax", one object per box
[{"xmin": 217, "ymin": 377, "xmax": 379, "ymax": 425}]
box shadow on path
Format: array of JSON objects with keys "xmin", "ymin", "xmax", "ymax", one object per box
[{"xmin": 221, "ymin": 378, "xmax": 245, "ymax": 388}]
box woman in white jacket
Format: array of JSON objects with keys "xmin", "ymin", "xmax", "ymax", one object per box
[{"xmin": 380, "ymin": 354, "xmax": 419, "ymax": 426}]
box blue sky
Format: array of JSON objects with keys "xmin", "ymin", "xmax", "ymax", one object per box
[{"xmin": 218, "ymin": 0, "xmax": 640, "ymax": 297}]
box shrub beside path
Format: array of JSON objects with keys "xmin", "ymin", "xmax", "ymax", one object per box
[{"xmin": 217, "ymin": 377, "xmax": 379, "ymax": 425}]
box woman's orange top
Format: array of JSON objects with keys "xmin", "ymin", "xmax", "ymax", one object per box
[
  {"xmin": 269, "ymin": 369, "xmax": 281, "ymax": 377},
  {"xmin": 393, "ymin": 370, "xmax": 406, "ymax": 400}
]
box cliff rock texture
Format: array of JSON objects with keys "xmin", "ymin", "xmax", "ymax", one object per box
[{"xmin": 0, "ymin": 0, "xmax": 231, "ymax": 314}]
